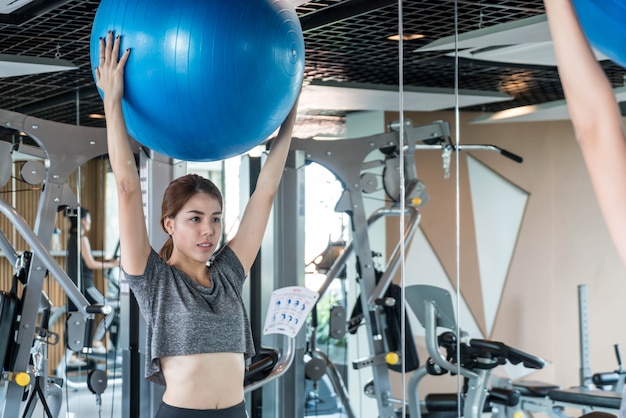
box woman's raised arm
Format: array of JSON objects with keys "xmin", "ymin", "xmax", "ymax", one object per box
[
  {"xmin": 95, "ymin": 31, "xmax": 151, "ymax": 275},
  {"xmin": 228, "ymin": 95, "xmax": 300, "ymax": 274},
  {"xmin": 545, "ymin": 0, "xmax": 626, "ymax": 266}
]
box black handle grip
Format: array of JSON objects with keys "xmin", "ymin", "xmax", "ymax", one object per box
[
  {"xmin": 500, "ymin": 149, "xmax": 523, "ymax": 163},
  {"xmin": 83, "ymin": 317, "xmax": 94, "ymax": 350},
  {"xmin": 85, "ymin": 304, "xmax": 113, "ymax": 315},
  {"xmin": 615, "ymin": 344, "xmax": 622, "ymax": 367},
  {"xmin": 592, "ymin": 372, "xmax": 621, "ymax": 387},
  {"xmin": 488, "ymin": 387, "xmax": 521, "ymax": 407}
]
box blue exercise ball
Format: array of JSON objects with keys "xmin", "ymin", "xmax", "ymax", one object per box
[
  {"xmin": 90, "ymin": 0, "xmax": 304, "ymax": 161},
  {"xmin": 572, "ymin": 0, "xmax": 626, "ymax": 68}
]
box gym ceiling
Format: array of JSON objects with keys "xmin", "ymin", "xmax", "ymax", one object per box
[{"xmin": 1, "ymin": 0, "xmax": 625, "ymax": 144}]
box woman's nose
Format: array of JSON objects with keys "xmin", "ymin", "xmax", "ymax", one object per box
[{"xmin": 202, "ymin": 221, "xmax": 214, "ymax": 236}]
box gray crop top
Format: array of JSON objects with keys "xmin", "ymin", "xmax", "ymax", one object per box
[{"xmin": 124, "ymin": 246, "xmax": 255, "ymax": 386}]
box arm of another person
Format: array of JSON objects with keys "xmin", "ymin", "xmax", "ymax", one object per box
[
  {"xmin": 80, "ymin": 236, "xmax": 119, "ymax": 270},
  {"xmin": 545, "ymin": 0, "xmax": 626, "ymax": 266},
  {"xmin": 96, "ymin": 31, "xmax": 151, "ymax": 275},
  {"xmin": 227, "ymin": 95, "xmax": 300, "ymax": 274}
]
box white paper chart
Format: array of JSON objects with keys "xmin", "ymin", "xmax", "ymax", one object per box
[{"xmin": 263, "ymin": 286, "xmax": 319, "ymax": 338}]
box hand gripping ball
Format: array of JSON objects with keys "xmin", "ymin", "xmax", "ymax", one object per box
[
  {"xmin": 90, "ymin": 0, "xmax": 304, "ymax": 161},
  {"xmin": 572, "ymin": 0, "xmax": 626, "ymax": 69}
]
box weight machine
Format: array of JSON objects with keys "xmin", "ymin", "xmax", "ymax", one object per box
[
  {"xmin": 0, "ymin": 109, "xmax": 120, "ymax": 417},
  {"xmin": 288, "ymin": 118, "xmax": 523, "ymax": 417},
  {"xmin": 406, "ymin": 284, "xmax": 545, "ymax": 418}
]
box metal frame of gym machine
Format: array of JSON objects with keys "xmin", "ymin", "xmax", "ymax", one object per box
[
  {"xmin": 0, "ymin": 109, "xmax": 121, "ymax": 417},
  {"xmin": 285, "ymin": 119, "xmax": 523, "ymax": 418},
  {"xmin": 284, "ymin": 120, "xmax": 449, "ymax": 418}
]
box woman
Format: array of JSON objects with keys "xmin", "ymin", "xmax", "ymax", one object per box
[
  {"xmin": 66, "ymin": 208, "xmax": 118, "ymax": 354},
  {"xmin": 95, "ymin": 31, "xmax": 299, "ymax": 418},
  {"xmin": 544, "ymin": 0, "xmax": 626, "ymax": 267}
]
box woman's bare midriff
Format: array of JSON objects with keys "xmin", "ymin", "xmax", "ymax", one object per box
[{"xmin": 160, "ymin": 352, "xmax": 246, "ymax": 409}]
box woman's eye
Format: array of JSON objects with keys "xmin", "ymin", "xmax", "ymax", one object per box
[
  {"xmin": 191, "ymin": 216, "xmax": 200, "ymax": 222},
  {"xmin": 212, "ymin": 217, "xmax": 221, "ymax": 224}
]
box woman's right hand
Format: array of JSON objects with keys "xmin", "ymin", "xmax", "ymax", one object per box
[{"xmin": 95, "ymin": 31, "xmax": 131, "ymax": 106}]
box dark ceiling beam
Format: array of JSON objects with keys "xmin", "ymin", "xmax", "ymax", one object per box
[
  {"xmin": 299, "ymin": 0, "xmax": 396, "ymax": 32},
  {"xmin": 0, "ymin": 0, "xmax": 73, "ymax": 25}
]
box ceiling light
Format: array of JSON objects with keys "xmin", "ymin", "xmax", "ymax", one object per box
[
  {"xmin": 484, "ymin": 105, "xmax": 538, "ymax": 121},
  {"xmin": 388, "ymin": 34, "xmax": 424, "ymax": 41},
  {"xmin": 89, "ymin": 113, "xmax": 105, "ymax": 119}
]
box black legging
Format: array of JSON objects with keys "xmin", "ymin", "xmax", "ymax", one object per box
[{"xmin": 155, "ymin": 401, "xmax": 248, "ymax": 418}]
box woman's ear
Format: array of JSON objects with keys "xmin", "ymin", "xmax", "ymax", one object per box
[{"xmin": 163, "ymin": 217, "xmax": 174, "ymax": 235}]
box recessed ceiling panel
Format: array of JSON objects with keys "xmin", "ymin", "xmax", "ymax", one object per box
[
  {"xmin": 418, "ymin": 14, "xmax": 607, "ymax": 67},
  {"xmin": 301, "ymin": 81, "xmax": 512, "ymax": 112},
  {"xmin": 417, "ymin": 14, "xmax": 551, "ymax": 52},
  {"xmin": 417, "ymin": 14, "xmax": 607, "ymax": 67},
  {"xmin": 0, "ymin": 54, "xmax": 77, "ymax": 78}
]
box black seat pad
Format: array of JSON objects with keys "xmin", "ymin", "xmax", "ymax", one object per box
[{"xmin": 512, "ymin": 380, "xmax": 561, "ymax": 397}]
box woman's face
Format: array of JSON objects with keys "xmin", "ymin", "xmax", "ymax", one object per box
[
  {"xmin": 81, "ymin": 213, "xmax": 92, "ymax": 232},
  {"xmin": 165, "ymin": 193, "xmax": 223, "ymax": 265}
]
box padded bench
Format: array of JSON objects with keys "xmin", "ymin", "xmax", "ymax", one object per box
[{"xmin": 548, "ymin": 387, "xmax": 622, "ymax": 410}]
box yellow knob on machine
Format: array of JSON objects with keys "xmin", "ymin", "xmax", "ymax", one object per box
[
  {"xmin": 385, "ymin": 352, "xmax": 400, "ymax": 365},
  {"xmin": 9, "ymin": 372, "xmax": 30, "ymax": 387}
]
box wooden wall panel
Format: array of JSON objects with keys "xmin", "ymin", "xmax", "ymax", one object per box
[{"xmin": 0, "ymin": 163, "xmax": 15, "ymax": 291}]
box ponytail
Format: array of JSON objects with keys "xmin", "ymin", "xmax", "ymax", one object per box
[{"xmin": 159, "ymin": 237, "xmax": 174, "ymax": 261}]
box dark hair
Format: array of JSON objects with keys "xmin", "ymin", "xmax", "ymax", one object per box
[
  {"xmin": 68, "ymin": 208, "xmax": 90, "ymax": 231},
  {"xmin": 159, "ymin": 174, "xmax": 223, "ymax": 260}
]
